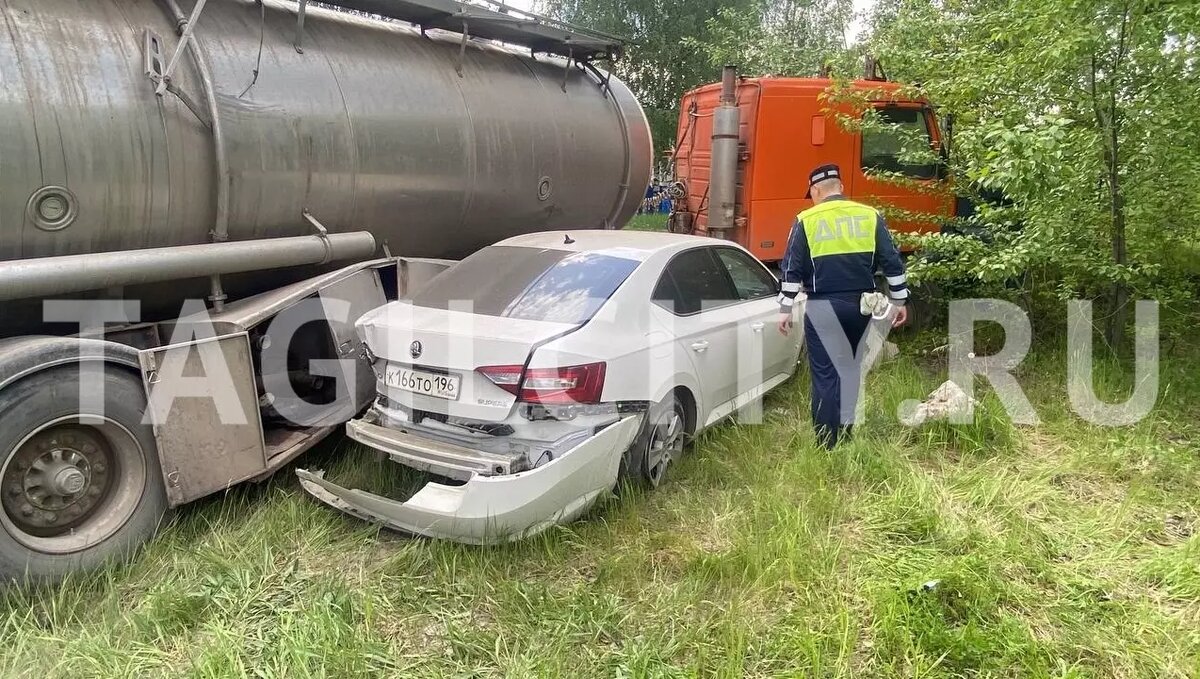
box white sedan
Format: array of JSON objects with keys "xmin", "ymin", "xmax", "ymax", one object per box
[{"xmin": 297, "ymin": 231, "xmax": 802, "ymax": 542}]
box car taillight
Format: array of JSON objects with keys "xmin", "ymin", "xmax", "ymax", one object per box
[
  {"xmin": 521, "ymin": 363, "xmax": 607, "ymax": 404},
  {"xmin": 477, "ymin": 362, "xmax": 607, "ymax": 404},
  {"xmin": 476, "ymin": 365, "xmax": 524, "ymax": 396}
]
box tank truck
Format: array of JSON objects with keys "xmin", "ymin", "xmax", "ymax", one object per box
[{"xmin": 0, "ymin": 0, "xmax": 651, "ymax": 581}]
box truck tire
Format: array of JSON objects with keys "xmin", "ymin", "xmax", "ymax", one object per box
[{"xmin": 0, "ymin": 365, "xmax": 168, "ymax": 584}]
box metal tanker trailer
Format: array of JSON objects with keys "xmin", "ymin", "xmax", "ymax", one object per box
[{"xmin": 0, "ymin": 0, "xmax": 651, "ymax": 581}]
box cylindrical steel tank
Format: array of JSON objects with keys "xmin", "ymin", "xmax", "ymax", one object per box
[{"xmin": 0, "ymin": 0, "xmax": 651, "ymax": 268}]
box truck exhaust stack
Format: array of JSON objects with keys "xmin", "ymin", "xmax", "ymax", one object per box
[{"xmin": 707, "ymin": 65, "xmax": 741, "ymax": 234}]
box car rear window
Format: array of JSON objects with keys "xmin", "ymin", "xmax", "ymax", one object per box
[{"xmin": 411, "ymin": 245, "xmax": 639, "ymax": 324}]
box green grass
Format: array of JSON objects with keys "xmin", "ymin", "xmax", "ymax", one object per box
[
  {"xmin": 2, "ymin": 344, "xmax": 1198, "ymax": 677},
  {"xmin": 625, "ymin": 214, "xmax": 669, "ymax": 232}
]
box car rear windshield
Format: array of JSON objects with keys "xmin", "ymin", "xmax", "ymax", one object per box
[{"xmin": 411, "ymin": 245, "xmax": 639, "ymax": 324}]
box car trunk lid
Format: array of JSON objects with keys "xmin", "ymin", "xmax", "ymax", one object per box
[{"xmin": 356, "ymin": 302, "xmax": 577, "ymax": 421}]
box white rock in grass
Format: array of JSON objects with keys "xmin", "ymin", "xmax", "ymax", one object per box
[{"xmin": 899, "ymin": 381, "xmax": 977, "ymax": 427}]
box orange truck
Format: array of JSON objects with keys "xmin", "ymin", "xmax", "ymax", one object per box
[{"xmin": 668, "ymin": 65, "xmax": 956, "ymax": 261}]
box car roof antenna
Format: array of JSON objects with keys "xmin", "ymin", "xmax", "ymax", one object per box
[{"xmin": 563, "ymin": 234, "xmax": 575, "ymax": 245}]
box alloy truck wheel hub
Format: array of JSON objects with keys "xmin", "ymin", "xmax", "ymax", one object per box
[
  {"xmin": 644, "ymin": 409, "xmax": 684, "ymax": 488},
  {"xmin": 1, "ymin": 419, "xmax": 146, "ymax": 554}
]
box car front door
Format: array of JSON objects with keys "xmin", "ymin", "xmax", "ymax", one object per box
[
  {"xmin": 712, "ymin": 247, "xmax": 800, "ymax": 391},
  {"xmin": 650, "ymin": 247, "xmax": 742, "ymax": 426}
]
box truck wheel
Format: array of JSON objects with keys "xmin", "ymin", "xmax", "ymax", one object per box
[{"xmin": 0, "ymin": 365, "xmax": 168, "ymax": 584}]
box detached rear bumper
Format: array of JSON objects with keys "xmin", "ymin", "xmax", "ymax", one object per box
[
  {"xmin": 296, "ymin": 415, "xmax": 640, "ymax": 544},
  {"xmin": 346, "ymin": 419, "xmax": 524, "ymax": 481}
]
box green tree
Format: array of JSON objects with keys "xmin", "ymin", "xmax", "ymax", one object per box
[
  {"xmin": 685, "ymin": 0, "xmax": 858, "ymax": 77},
  {"xmin": 539, "ymin": 0, "xmax": 762, "ymax": 160},
  {"xmin": 539, "ymin": 0, "xmax": 859, "ymax": 162},
  {"xmin": 868, "ymin": 0, "xmax": 1200, "ymax": 346}
]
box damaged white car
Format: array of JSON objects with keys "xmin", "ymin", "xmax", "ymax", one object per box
[{"xmin": 298, "ymin": 231, "xmax": 803, "ymax": 543}]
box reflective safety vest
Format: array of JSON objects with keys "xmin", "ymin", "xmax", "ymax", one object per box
[
  {"xmin": 798, "ymin": 200, "xmax": 878, "ymax": 259},
  {"xmin": 778, "ymin": 196, "xmax": 908, "ymax": 310}
]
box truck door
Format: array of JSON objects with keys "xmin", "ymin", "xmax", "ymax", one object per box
[{"xmin": 851, "ymin": 104, "xmax": 952, "ymax": 236}]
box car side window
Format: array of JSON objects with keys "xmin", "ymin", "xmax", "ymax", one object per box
[
  {"xmin": 651, "ymin": 269, "xmax": 684, "ymax": 311},
  {"xmin": 652, "ymin": 248, "xmax": 739, "ymax": 315},
  {"xmin": 714, "ymin": 248, "xmax": 778, "ymax": 300}
]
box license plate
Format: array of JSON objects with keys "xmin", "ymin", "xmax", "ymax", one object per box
[{"xmin": 384, "ymin": 366, "xmax": 461, "ymax": 401}]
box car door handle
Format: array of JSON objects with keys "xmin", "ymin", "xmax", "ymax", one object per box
[
  {"xmin": 750, "ymin": 322, "xmax": 765, "ymax": 333},
  {"xmin": 690, "ymin": 340, "xmax": 710, "ymax": 353}
]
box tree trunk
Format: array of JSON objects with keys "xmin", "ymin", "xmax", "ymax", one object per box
[
  {"xmin": 1107, "ymin": 187, "xmax": 1128, "ymax": 351},
  {"xmin": 1101, "ymin": 7, "xmax": 1132, "ymax": 352},
  {"xmin": 1103, "ymin": 112, "xmax": 1128, "ymax": 351}
]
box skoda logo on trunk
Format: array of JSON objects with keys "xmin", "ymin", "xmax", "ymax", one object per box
[{"xmin": 409, "ymin": 341, "xmax": 423, "ymax": 359}]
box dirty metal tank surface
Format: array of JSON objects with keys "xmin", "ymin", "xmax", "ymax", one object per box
[{"xmin": 0, "ymin": 0, "xmax": 651, "ymax": 267}]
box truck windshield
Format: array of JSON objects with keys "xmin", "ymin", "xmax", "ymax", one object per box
[{"xmin": 411, "ymin": 246, "xmax": 639, "ymax": 324}]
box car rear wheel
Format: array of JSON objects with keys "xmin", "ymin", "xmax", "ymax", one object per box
[{"xmin": 620, "ymin": 396, "xmax": 687, "ymax": 490}]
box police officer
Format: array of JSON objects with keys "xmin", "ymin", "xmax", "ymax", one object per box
[{"xmin": 777, "ymin": 164, "xmax": 909, "ymax": 449}]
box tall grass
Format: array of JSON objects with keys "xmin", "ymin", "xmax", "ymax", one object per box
[{"xmin": 1, "ymin": 343, "xmax": 1196, "ymax": 677}]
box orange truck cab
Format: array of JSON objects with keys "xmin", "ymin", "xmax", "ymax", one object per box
[{"xmin": 668, "ymin": 66, "xmax": 954, "ymax": 261}]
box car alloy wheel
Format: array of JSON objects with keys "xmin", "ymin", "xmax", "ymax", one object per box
[{"xmin": 643, "ymin": 399, "xmax": 685, "ymax": 488}]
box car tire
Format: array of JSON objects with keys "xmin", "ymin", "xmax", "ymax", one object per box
[
  {"xmin": 619, "ymin": 396, "xmax": 687, "ymax": 490},
  {"xmin": 0, "ymin": 365, "xmax": 169, "ymax": 584}
]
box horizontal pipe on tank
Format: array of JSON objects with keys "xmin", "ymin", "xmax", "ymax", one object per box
[{"xmin": 0, "ymin": 233, "xmax": 376, "ymax": 302}]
